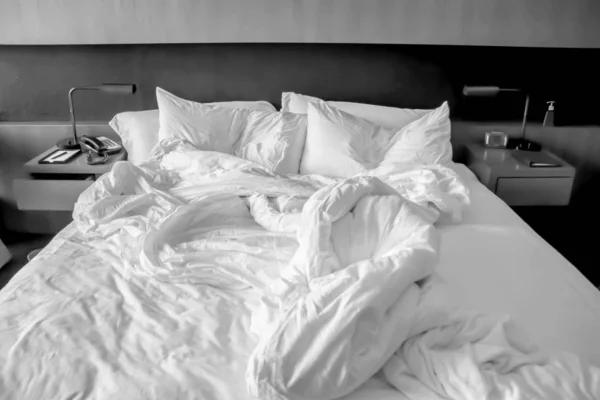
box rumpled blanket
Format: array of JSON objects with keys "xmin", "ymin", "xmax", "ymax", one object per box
[{"xmin": 0, "ymin": 138, "xmax": 597, "ymax": 400}]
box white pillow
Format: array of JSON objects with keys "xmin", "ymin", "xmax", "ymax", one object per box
[
  {"xmin": 300, "ymin": 101, "xmax": 451, "ymax": 178},
  {"xmin": 282, "ymin": 92, "xmax": 430, "ymax": 129},
  {"xmin": 157, "ymin": 87, "xmax": 307, "ymax": 174},
  {"xmin": 382, "ymin": 102, "xmax": 452, "ymax": 167},
  {"xmin": 109, "ymin": 95, "xmax": 276, "ymax": 165}
]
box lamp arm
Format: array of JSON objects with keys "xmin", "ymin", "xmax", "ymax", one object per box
[
  {"xmin": 68, "ymin": 87, "xmax": 80, "ymax": 145},
  {"xmin": 521, "ymin": 93, "xmax": 530, "ymax": 139},
  {"xmin": 60, "ymin": 84, "xmax": 135, "ymax": 150},
  {"xmin": 68, "ymin": 86, "xmax": 101, "ymax": 145}
]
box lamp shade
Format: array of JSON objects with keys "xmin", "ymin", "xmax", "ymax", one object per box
[
  {"xmin": 462, "ymin": 86, "xmax": 501, "ymax": 96},
  {"xmin": 87, "ymin": 84, "xmax": 137, "ymax": 94}
]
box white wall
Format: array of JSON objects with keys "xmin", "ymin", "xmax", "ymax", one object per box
[{"xmin": 1, "ymin": 0, "xmax": 599, "ymax": 47}]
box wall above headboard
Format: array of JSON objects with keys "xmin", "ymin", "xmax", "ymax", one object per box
[{"xmin": 1, "ymin": 0, "xmax": 600, "ymax": 48}]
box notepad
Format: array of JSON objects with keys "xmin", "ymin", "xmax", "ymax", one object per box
[
  {"xmin": 513, "ymin": 151, "xmax": 561, "ymax": 168},
  {"xmin": 38, "ymin": 149, "xmax": 81, "ymax": 164}
]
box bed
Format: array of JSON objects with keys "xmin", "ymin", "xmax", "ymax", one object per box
[{"xmin": 1, "ymin": 88, "xmax": 599, "ymax": 400}]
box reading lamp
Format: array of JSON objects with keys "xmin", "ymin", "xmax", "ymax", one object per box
[
  {"xmin": 56, "ymin": 83, "xmax": 137, "ymax": 150},
  {"xmin": 462, "ymin": 85, "xmax": 539, "ymax": 151}
]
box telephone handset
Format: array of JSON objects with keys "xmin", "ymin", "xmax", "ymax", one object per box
[
  {"xmin": 80, "ymin": 135, "xmax": 122, "ymax": 165},
  {"xmin": 80, "ymin": 136, "xmax": 108, "ymax": 155}
]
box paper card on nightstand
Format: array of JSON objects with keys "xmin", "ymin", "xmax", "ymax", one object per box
[
  {"xmin": 513, "ymin": 152, "xmax": 561, "ymax": 168},
  {"xmin": 38, "ymin": 149, "xmax": 81, "ymax": 164}
]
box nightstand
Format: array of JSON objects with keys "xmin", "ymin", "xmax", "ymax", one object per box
[
  {"xmin": 465, "ymin": 143, "xmax": 575, "ymax": 206},
  {"xmin": 13, "ymin": 147, "xmax": 126, "ymax": 211}
]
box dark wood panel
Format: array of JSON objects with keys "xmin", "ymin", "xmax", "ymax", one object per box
[
  {"xmin": 1, "ymin": 44, "xmax": 599, "ymax": 124},
  {"xmin": 0, "ymin": 44, "xmax": 456, "ymax": 121}
]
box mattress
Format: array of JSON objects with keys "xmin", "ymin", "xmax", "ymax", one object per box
[
  {"xmin": 0, "ymin": 159, "xmax": 599, "ymax": 399},
  {"xmin": 439, "ymin": 164, "xmax": 600, "ymax": 367}
]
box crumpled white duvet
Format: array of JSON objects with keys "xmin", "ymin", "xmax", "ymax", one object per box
[
  {"xmin": 0, "ymin": 138, "xmax": 598, "ymax": 400},
  {"xmin": 247, "ymin": 176, "xmax": 441, "ymax": 399}
]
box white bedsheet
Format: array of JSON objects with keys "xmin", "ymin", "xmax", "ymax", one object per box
[
  {"xmin": 438, "ymin": 164, "xmax": 600, "ymax": 367},
  {"xmin": 0, "ymin": 141, "xmax": 599, "ymax": 400}
]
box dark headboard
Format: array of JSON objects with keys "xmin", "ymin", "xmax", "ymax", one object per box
[{"xmin": 1, "ymin": 44, "xmax": 599, "ymax": 124}]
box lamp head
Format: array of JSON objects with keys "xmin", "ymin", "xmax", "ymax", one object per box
[
  {"xmin": 98, "ymin": 83, "xmax": 137, "ymax": 94},
  {"xmin": 462, "ymin": 86, "xmax": 501, "ymax": 97},
  {"xmin": 68, "ymin": 83, "xmax": 137, "ymax": 97},
  {"xmin": 78, "ymin": 83, "xmax": 136, "ymax": 94}
]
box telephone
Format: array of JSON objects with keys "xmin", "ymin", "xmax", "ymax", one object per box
[
  {"xmin": 80, "ymin": 135, "xmax": 122, "ymax": 165},
  {"xmin": 80, "ymin": 136, "xmax": 108, "ymax": 154}
]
